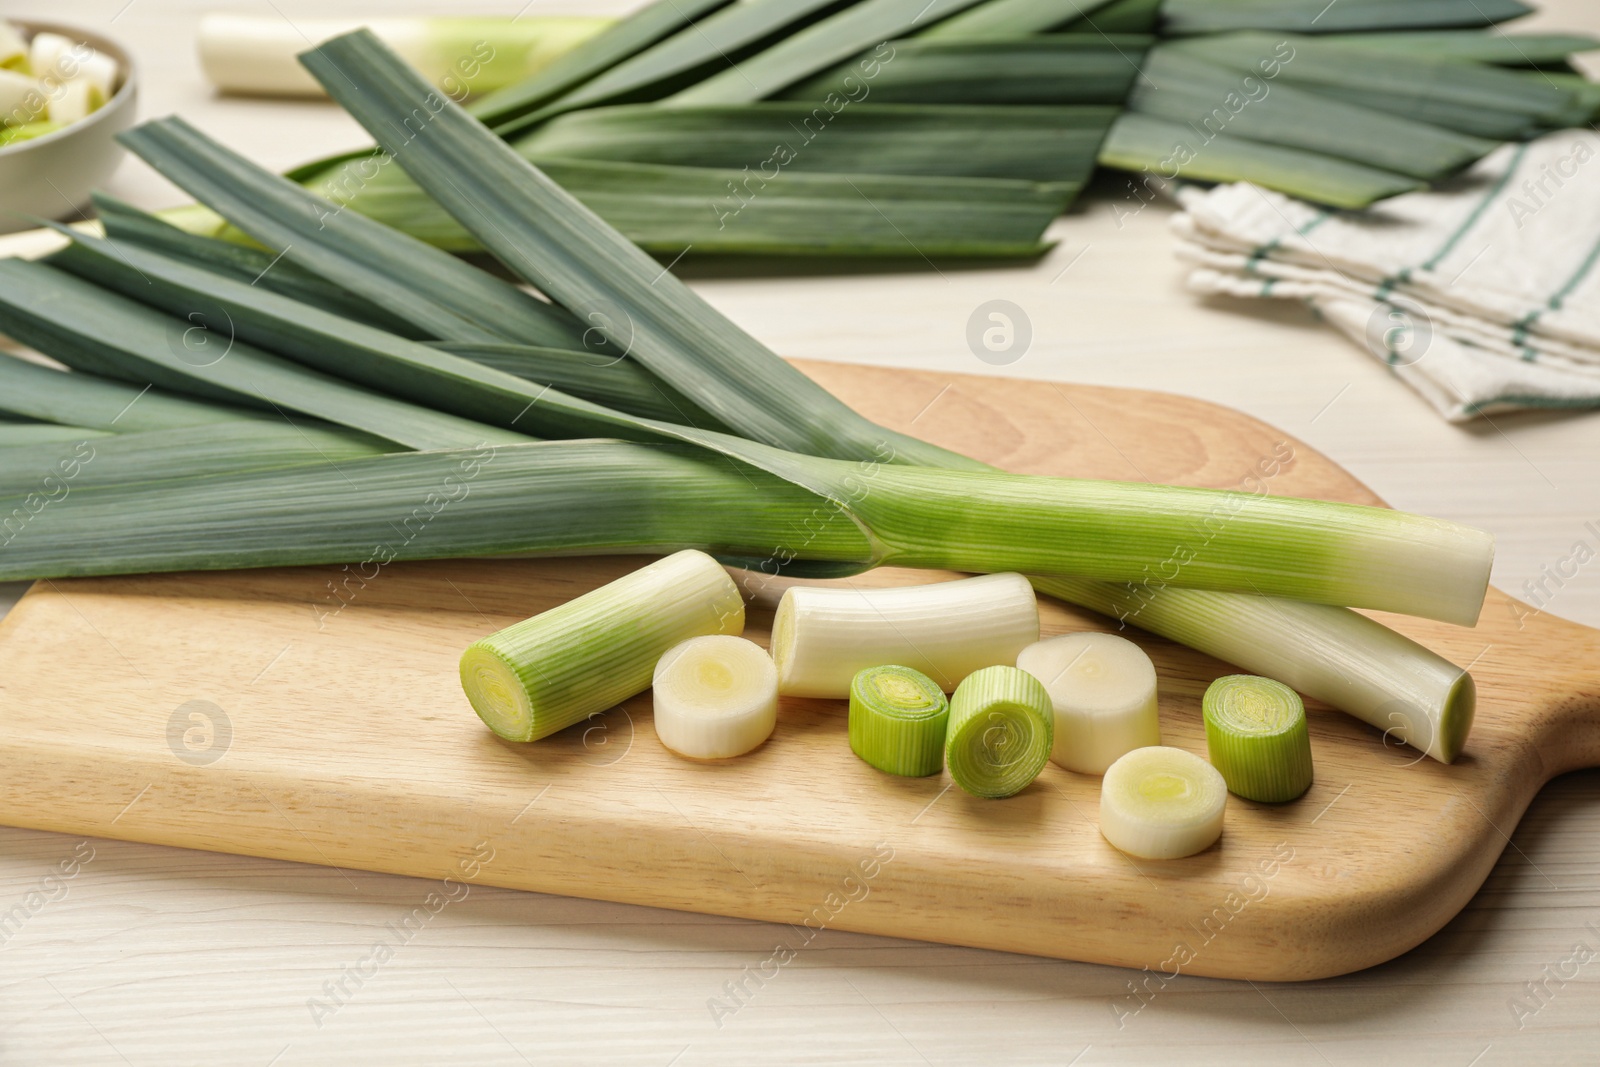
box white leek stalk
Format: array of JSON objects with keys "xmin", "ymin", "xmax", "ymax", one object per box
[
  {"xmin": 771, "ymin": 573, "xmax": 1039, "ymax": 698},
  {"xmin": 944, "ymin": 666, "xmax": 1054, "ymax": 799},
  {"xmin": 1099, "ymin": 746, "xmax": 1228, "ymax": 859},
  {"xmin": 1017, "ymin": 632, "xmax": 1160, "ymax": 775},
  {"xmin": 1035, "ymin": 577, "xmax": 1475, "ymax": 763},
  {"xmin": 46, "ymin": 77, "xmax": 103, "ymax": 125},
  {"xmin": 28, "ymin": 32, "xmax": 74, "ymax": 81},
  {"xmin": 459, "ymin": 550, "xmax": 744, "ymax": 742},
  {"xmin": 848, "ymin": 665, "xmax": 949, "ymax": 777},
  {"xmin": 1, "ymin": 22, "xmax": 27, "ymax": 72},
  {"xmin": 652, "ymin": 635, "xmax": 778, "ymax": 760},
  {"xmin": 0, "ymin": 68, "xmax": 34, "ymax": 122},
  {"xmin": 70, "ymin": 48, "xmax": 119, "ymax": 100},
  {"xmin": 197, "ymin": 15, "xmax": 613, "ymax": 99},
  {"xmin": 1202, "ymin": 675, "xmax": 1314, "ymax": 803}
]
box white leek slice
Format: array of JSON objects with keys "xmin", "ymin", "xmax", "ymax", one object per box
[
  {"xmin": 944, "ymin": 665, "xmax": 1054, "ymax": 798},
  {"xmin": 71, "ymin": 48, "xmax": 119, "ymax": 100},
  {"xmin": 771, "ymin": 573, "xmax": 1039, "ymax": 698},
  {"xmin": 652, "ymin": 635, "xmax": 778, "ymax": 760},
  {"xmin": 0, "ymin": 68, "xmax": 36, "ymax": 122},
  {"xmin": 1017, "ymin": 631, "xmax": 1160, "ymax": 775},
  {"xmin": 28, "ymin": 32, "xmax": 74, "ymax": 82},
  {"xmin": 1099, "ymin": 746, "xmax": 1227, "ymax": 860},
  {"xmin": 459, "ymin": 550, "xmax": 744, "ymax": 742},
  {"xmin": 1203, "ymin": 675, "xmax": 1314, "ymax": 803},
  {"xmin": 0, "ymin": 22, "xmax": 28, "ymax": 73},
  {"xmin": 45, "ymin": 77, "xmax": 103, "ymax": 126}
]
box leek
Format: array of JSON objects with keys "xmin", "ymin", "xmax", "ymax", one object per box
[
  {"xmin": 1099, "ymin": 114, "xmax": 1424, "ymax": 209},
  {"xmin": 771, "ymin": 574, "xmax": 1040, "ymax": 698},
  {"xmin": 1315, "ymin": 30, "xmax": 1600, "ymax": 67},
  {"xmin": 0, "ymin": 260, "xmax": 526, "ymax": 451},
  {"xmin": 1202, "ymin": 675, "xmax": 1314, "ymax": 803},
  {"xmin": 1128, "ymin": 49, "xmax": 1496, "ymax": 181},
  {"xmin": 518, "ymin": 102, "xmax": 1118, "ymax": 184},
  {"xmin": 1036, "ymin": 576, "xmax": 1475, "ymax": 763},
  {"xmin": 0, "ymin": 355, "xmax": 268, "ymax": 432},
  {"xmin": 917, "ymin": 0, "xmax": 1119, "ymax": 38},
  {"xmin": 779, "ymin": 36, "xmax": 1148, "ymax": 106},
  {"xmin": 944, "ymin": 666, "xmax": 1054, "ymax": 799},
  {"xmin": 1016, "ymin": 632, "xmax": 1161, "ymax": 775},
  {"xmin": 469, "ymin": 0, "xmax": 734, "ymax": 129},
  {"xmin": 651, "ymin": 635, "xmax": 779, "ymax": 759},
  {"xmin": 848, "ymin": 665, "xmax": 949, "ymax": 777},
  {"xmin": 196, "ymin": 15, "xmax": 613, "ymax": 99},
  {"xmin": 460, "ymin": 550, "xmax": 746, "ymax": 743},
  {"xmin": 1099, "ymin": 747, "xmax": 1227, "ymax": 859},
  {"xmin": 1159, "ymin": 0, "xmax": 1533, "ymax": 35},
  {"xmin": 665, "ymin": 0, "xmax": 994, "ymax": 106}
]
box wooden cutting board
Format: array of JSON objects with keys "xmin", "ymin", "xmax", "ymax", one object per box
[{"xmin": 0, "ymin": 360, "xmax": 1594, "ymax": 982}]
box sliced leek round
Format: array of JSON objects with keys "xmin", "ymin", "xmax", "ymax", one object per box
[
  {"xmin": 1017, "ymin": 631, "xmax": 1160, "ymax": 775},
  {"xmin": 1099, "ymin": 747, "xmax": 1227, "ymax": 860},
  {"xmin": 652, "ymin": 634, "xmax": 778, "ymax": 760},
  {"xmin": 459, "ymin": 549, "xmax": 744, "ymax": 742},
  {"xmin": 1203, "ymin": 675, "xmax": 1314, "ymax": 803},
  {"xmin": 771, "ymin": 573, "xmax": 1039, "ymax": 698},
  {"xmin": 848, "ymin": 664, "xmax": 949, "ymax": 777},
  {"xmin": 944, "ymin": 666, "xmax": 1054, "ymax": 799}
]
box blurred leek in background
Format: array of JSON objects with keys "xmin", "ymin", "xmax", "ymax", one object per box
[{"xmin": 181, "ymin": 0, "xmax": 1600, "ymax": 260}]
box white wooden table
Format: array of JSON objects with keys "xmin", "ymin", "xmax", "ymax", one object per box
[{"xmin": 1, "ymin": 2, "xmax": 1597, "ymax": 1063}]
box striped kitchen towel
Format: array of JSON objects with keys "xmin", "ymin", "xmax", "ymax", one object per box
[{"xmin": 1172, "ymin": 131, "xmax": 1600, "ymax": 422}]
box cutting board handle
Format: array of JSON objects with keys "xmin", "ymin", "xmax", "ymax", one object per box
[{"xmin": 1519, "ymin": 604, "xmax": 1600, "ymax": 777}]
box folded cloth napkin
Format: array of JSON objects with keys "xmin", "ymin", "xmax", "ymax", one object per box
[{"xmin": 1173, "ymin": 131, "xmax": 1600, "ymax": 422}]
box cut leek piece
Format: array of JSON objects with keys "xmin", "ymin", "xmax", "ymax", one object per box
[
  {"xmin": 848, "ymin": 664, "xmax": 949, "ymax": 777},
  {"xmin": 460, "ymin": 550, "xmax": 745, "ymax": 742},
  {"xmin": 652, "ymin": 634, "xmax": 778, "ymax": 759},
  {"xmin": 944, "ymin": 665, "xmax": 1054, "ymax": 799},
  {"xmin": 0, "ymin": 120, "xmax": 59, "ymax": 147},
  {"xmin": 0, "ymin": 22, "xmax": 28, "ymax": 72},
  {"xmin": 0, "ymin": 68, "xmax": 37, "ymax": 122},
  {"xmin": 1099, "ymin": 747, "xmax": 1226, "ymax": 859},
  {"xmin": 1033, "ymin": 576, "xmax": 1475, "ymax": 763},
  {"xmin": 28, "ymin": 32, "xmax": 76, "ymax": 81},
  {"xmin": 44, "ymin": 77, "xmax": 103, "ymax": 125},
  {"xmin": 771, "ymin": 573, "xmax": 1040, "ymax": 698},
  {"xmin": 1017, "ymin": 632, "xmax": 1159, "ymax": 775},
  {"xmin": 197, "ymin": 14, "xmax": 612, "ymax": 99},
  {"xmin": 1202, "ymin": 675, "xmax": 1313, "ymax": 803}
]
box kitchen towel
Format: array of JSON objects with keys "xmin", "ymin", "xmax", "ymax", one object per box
[{"xmin": 1173, "ymin": 131, "xmax": 1600, "ymax": 422}]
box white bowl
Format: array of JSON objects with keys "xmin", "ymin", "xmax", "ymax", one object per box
[{"xmin": 0, "ymin": 20, "xmax": 137, "ymax": 235}]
